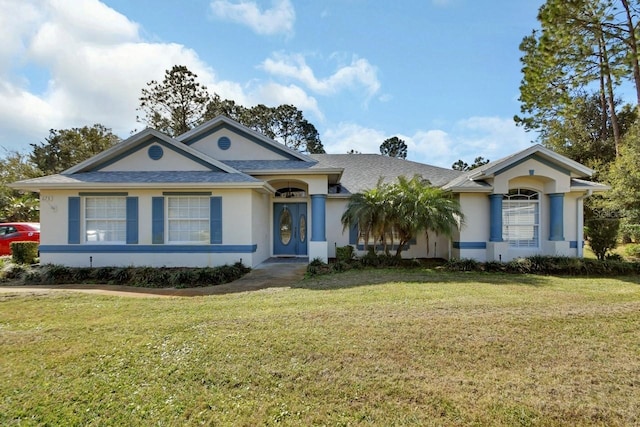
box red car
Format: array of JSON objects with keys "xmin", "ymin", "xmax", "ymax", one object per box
[{"xmin": 0, "ymin": 223, "xmax": 40, "ymax": 256}]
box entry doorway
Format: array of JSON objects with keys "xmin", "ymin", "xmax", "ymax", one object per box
[{"xmin": 273, "ymin": 203, "xmax": 308, "ymax": 256}]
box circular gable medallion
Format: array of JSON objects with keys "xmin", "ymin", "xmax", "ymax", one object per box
[
  {"xmin": 218, "ymin": 136, "xmax": 231, "ymax": 150},
  {"xmin": 148, "ymin": 145, "xmax": 163, "ymax": 160}
]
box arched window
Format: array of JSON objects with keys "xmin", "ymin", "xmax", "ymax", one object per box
[
  {"xmin": 275, "ymin": 187, "xmax": 306, "ymax": 198},
  {"xmin": 502, "ymin": 189, "xmax": 539, "ymax": 248}
]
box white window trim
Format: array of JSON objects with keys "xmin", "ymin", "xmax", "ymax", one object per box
[
  {"xmin": 83, "ymin": 196, "xmax": 127, "ymax": 244},
  {"xmin": 166, "ymin": 195, "xmax": 210, "ymax": 244},
  {"xmin": 502, "ymin": 189, "xmax": 540, "ymax": 249}
]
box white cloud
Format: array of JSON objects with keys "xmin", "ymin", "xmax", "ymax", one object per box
[
  {"xmin": 209, "ymin": 0, "xmax": 295, "ymax": 36},
  {"xmin": 0, "ymin": 0, "xmax": 252, "ymax": 151},
  {"xmin": 320, "ymin": 117, "xmax": 532, "ymax": 169},
  {"xmin": 322, "ymin": 123, "xmax": 387, "ymax": 154},
  {"xmin": 249, "ymin": 82, "xmax": 323, "ymax": 121},
  {"xmin": 261, "ymin": 53, "xmax": 380, "ymax": 98}
]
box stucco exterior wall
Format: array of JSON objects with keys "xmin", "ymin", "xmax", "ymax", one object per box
[
  {"xmin": 188, "ymin": 129, "xmax": 289, "ymax": 160},
  {"xmin": 38, "ymin": 188, "xmax": 258, "ymax": 268},
  {"xmin": 493, "ymin": 159, "xmax": 571, "ymax": 194},
  {"xmin": 458, "ymin": 193, "xmax": 490, "ymax": 244},
  {"xmin": 100, "ymin": 144, "xmax": 211, "ymax": 172},
  {"xmin": 251, "ymin": 191, "xmax": 271, "ymax": 266},
  {"xmin": 326, "ymin": 198, "xmax": 349, "ymax": 258}
]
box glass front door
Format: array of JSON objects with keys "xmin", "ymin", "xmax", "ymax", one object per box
[{"xmin": 273, "ymin": 203, "xmax": 307, "ymax": 256}]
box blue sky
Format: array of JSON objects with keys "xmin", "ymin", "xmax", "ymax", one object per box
[{"xmin": 1, "ymin": 0, "xmax": 545, "ymax": 168}]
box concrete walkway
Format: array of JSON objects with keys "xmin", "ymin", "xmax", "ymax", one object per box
[{"xmin": 0, "ymin": 261, "xmax": 308, "ymax": 298}]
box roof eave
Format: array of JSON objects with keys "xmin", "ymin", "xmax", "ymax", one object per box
[{"xmin": 9, "ymin": 181, "xmax": 273, "ymax": 192}]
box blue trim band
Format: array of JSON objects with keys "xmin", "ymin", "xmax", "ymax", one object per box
[
  {"xmin": 40, "ymin": 244, "xmax": 258, "ymax": 254},
  {"xmin": 182, "ymin": 123, "xmax": 300, "ymax": 161},
  {"xmin": 569, "ymin": 241, "xmax": 583, "ymax": 249},
  {"xmin": 453, "ymin": 241, "xmax": 487, "ymax": 249}
]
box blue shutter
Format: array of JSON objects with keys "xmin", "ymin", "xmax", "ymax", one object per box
[
  {"xmin": 210, "ymin": 196, "xmax": 222, "ymax": 244},
  {"xmin": 68, "ymin": 197, "xmax": 81, "ymax": 244},
  {"xmin": 349, "ymin": 222, "xmax": 358, "ymax": 245},
  {"xmin": 152, "ymin": 197, "xmax": 164, "ymax": 244},
  {"xmin": 126, "ymin": 197, "xmax": 138, "ymax": 244}
]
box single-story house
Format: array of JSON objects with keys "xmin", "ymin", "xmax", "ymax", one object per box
[{"xmin": 11, "ymin": 115, "xmax": 608, "ymax": 267}]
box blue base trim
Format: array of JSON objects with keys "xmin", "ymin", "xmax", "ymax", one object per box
[
  {"xmin": 569, "ymin": 241, "xmax": 582, "ymax": 249},
  {"xmin": 40, "ymin": 244, "xmax": 258, "ymax": 254},
  {"xmin": 453, "ymin": 241, "xmax": 487, "ymax": 249}
]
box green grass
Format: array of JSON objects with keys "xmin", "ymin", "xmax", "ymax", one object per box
[{"xmin": 1, "ymin": 270, "xmax": 640, "ymax": 426}]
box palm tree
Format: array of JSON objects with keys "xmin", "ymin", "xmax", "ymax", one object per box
[
  {"xmin": 341, "ymin": 185, "xmax": 387, "ymax": 251},
  {"xmin": 342, "ymin": 175, "xmax": 463, "ymax": 257}
]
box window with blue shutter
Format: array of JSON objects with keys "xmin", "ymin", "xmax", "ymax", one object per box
[
  {"xmin": 126, "ymin": 197, "xmax": 139, "ymax": 244},
  {"xmin": 152, "ymin": 197, "xmax": 164, "ymax": 244},
  {"xmin": 68, "ymin": 197, "xmax": 81, "ymax": 244},
  {"xmin": 210, "ymin": 196, "xmax": 222, "ymax": 244}
]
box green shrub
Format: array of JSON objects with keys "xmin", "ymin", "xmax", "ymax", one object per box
[
  {"xmin": 585, "ymin": 218, "xmax": 620, "ymax": 260},
  {"xmin": 19, "ymin": 263, "xmax": 250, "ymax": 288},
  {"xmin": 445, "ymin": 258, "xmax": 482, "ymax": 272},
  {"xmin": 484, "ymin": 261, "xmax": 506, "ymax": 272},
  {"xmin": 624, "ymin": 244, "xmax": 640, "ymax": 259},
  {"xmin": 10, "ymin": 242, "xmax": 39, "ymax": 264},
  {"xmin": 43, "ymin": 264, "xmax": 73, "ymax": 284},
  {"xmin": 1, "ymin": 263, "xmax": 26, "ymax": 281},
  {"xmin": 309, "ymin": 257, "xmax": 325, "ymax": 267},
  {"xmin": 360, "ymin": 248, "xmax": 380, "ymax": 267},
  {"xmin": 505, "ymin": 257, "xmax": 533, "ymax": 274},
  {"xmin": 335, "ymin": 245, "xmax": 355, "ymax": 263}
]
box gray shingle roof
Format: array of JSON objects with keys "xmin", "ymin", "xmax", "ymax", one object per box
[
  {"xmin": 14, "ymin": 171, "xmax": 261, "ymax": 186},
  {"xmin": 309, "ymin": 154, "xmax": 463, "ymax": 194},
  {"xmin": 221, "ymin": 160, "xmax": 321, "ymax": 171}
]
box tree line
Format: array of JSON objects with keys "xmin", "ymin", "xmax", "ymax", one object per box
[
  {"xmin": 0, "ymin": 65, "xmax": 327, "ymax": 221},
  {"xmin": 516, "ymin": 0, "xmax": 640, "ymax": 252}
]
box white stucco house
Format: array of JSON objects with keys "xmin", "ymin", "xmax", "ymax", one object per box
[{"xmin": 11, "ymin": 116, "xmax": 608, "ymax": 267}]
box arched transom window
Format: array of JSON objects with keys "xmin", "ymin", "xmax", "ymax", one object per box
[{"xmin": 502, "ymin": 189, "xmax": 539, "ymax": 248}]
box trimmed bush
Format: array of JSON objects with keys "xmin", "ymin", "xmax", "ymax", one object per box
[
  {"xmin": 585, "ymin": 218, "xmax": 620, "ymax": 260},
  {"xmin": 10, "ymin": 242, "xmax": 39, "ymax": 265},
  {"xmin": 335, "ymin": 245, "xmax": 355, "ymax": 263},
  {"xmin": 15, "ymin": 262, "xmax": 251, "ymax": 287}
]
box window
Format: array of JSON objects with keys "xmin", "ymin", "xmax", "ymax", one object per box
[
  {"xmin": 85, "ymin": 197, "xmax": 126, "ymax": 242},
  {"xmin": 356, "ymin": 225, "xmax": 403, "ymax": 248},
  {"xmin": 167, "ymin": 196, "xmax": 210, "ymax": 243},
  {"xmin": 502, "ymin": 189, "xmax": 539, "ymax": 248},
  {"xmin": 275, "ymin": 187, "xmax": 306, "ymax": 198}
]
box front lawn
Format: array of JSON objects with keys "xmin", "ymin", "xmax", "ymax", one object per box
[{"xmin": 1, "ymin": 270, "xmax": 639, "ymax": 425}]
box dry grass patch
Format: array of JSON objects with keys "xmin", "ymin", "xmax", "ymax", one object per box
[{"xmin": 1, "ymin": 270, "xmax": 639, "ymax": 425}]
